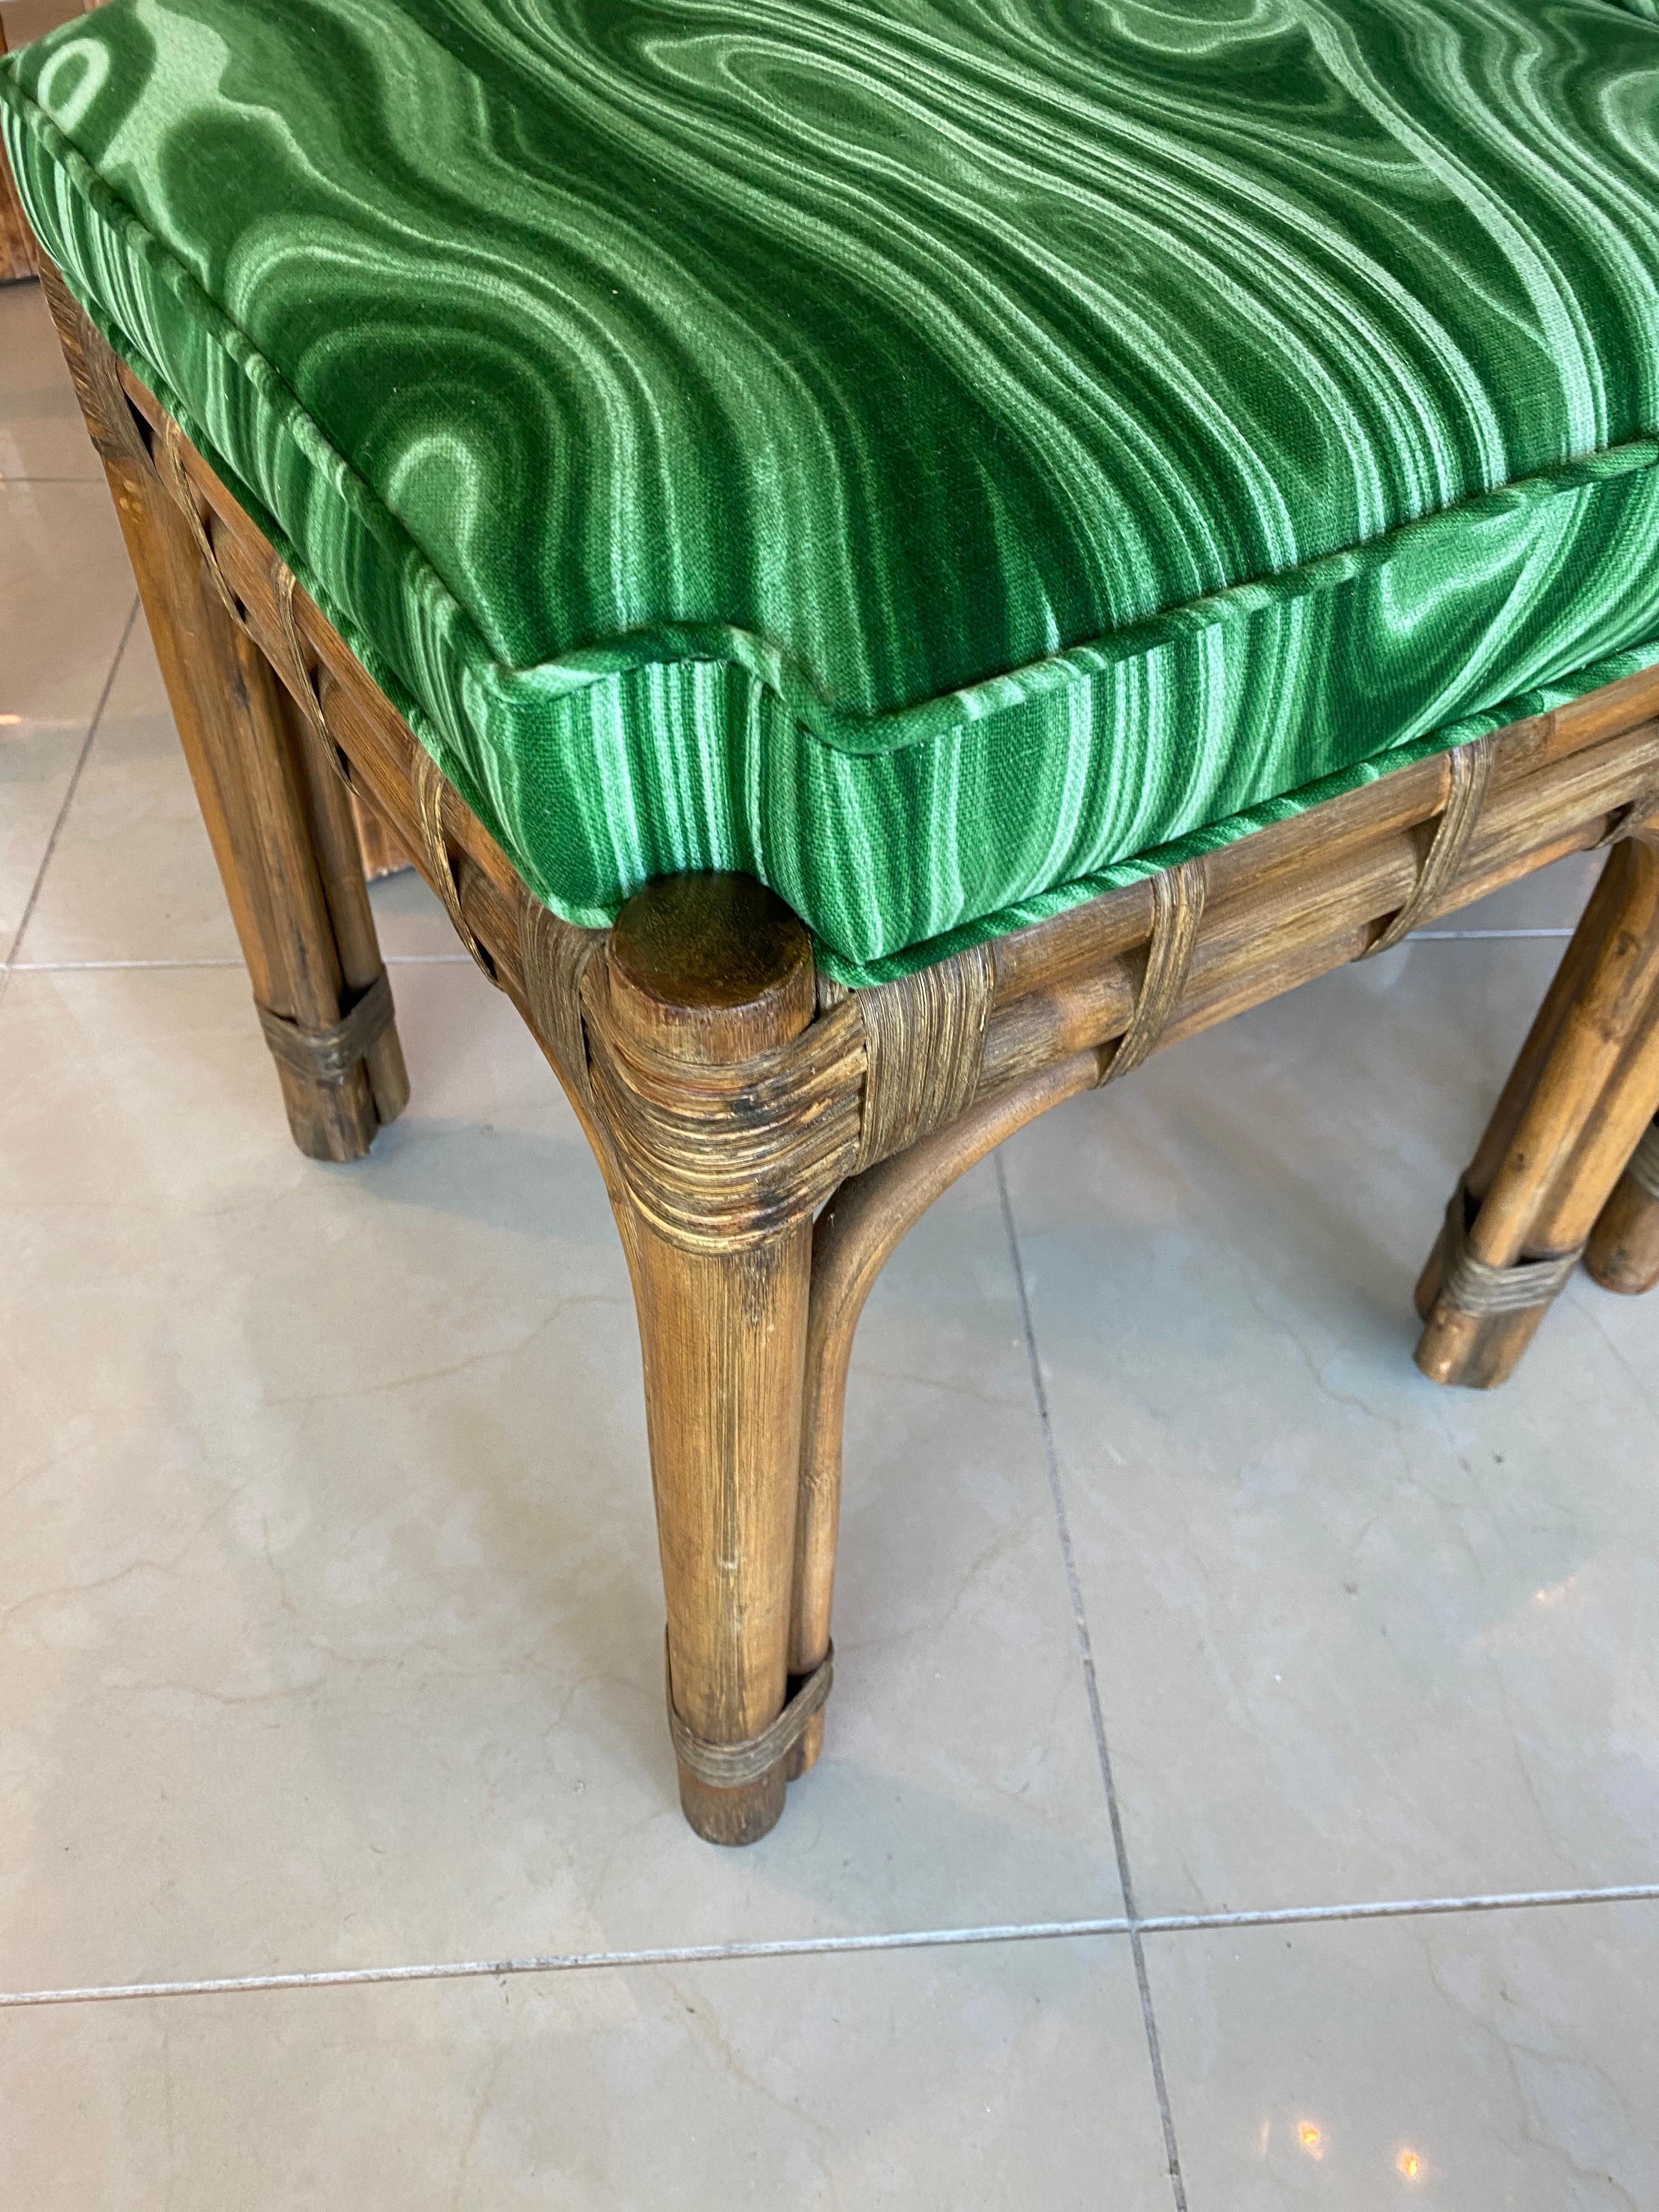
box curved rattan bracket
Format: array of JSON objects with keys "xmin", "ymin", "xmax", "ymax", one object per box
[
  {"xmin": 665, "ymin": 1634, "xmax": 834, "ymax": 1791},
  {"xmin": 256, "ymin": 969, "xmax": 395, "ymax": 1085},
  {"xmin": 1363, "ymin": 732, "xmax": 1497, "ymax": 956},
  {"xmin": 1436, "ymin": 1177, "xmax": 1582, "ymax": 1317}
]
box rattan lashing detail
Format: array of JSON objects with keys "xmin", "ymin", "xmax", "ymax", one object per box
[
  {"xmin": 410, "ymin": 746, "xmax": 500, "ymax": 985},
  {"xmin": 256, "ymin": 969, "xmax": 396, "ymax": 1086},
  {"xmin": 1094, "ymin": 857, "xmax": 1207, "ymax": 1086},
  {"xmin": 665, "ymin": 1633, "xmax": 834, "ymax": 1792},
  {"xmin": 1436, "ymin": 1177, "xmax": 1583, "ymax": 1317},
  {"xmin": 132, "ymin": 393, "xmax": 1652, "ymax": 1318},
  {"xmin": 585, "ymin": 975, "xmax": 867, "ymax": 1252},
  {"xmin": 849, "ymin": 940, "xmax": 995, "ymax": 1172},
  {"xmin": 588, "ymin": 856, "xmax": 1215, "ymax": 1250},
  {"xmin": 1362, "ymin": 730, "xmax": 1498, "ymax": 956}
]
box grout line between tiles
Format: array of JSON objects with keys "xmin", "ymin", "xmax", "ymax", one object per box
[
  {"xmin": 1, "ymin": 596, "xmax": 139, "ymax": 972},
  {"xmin": 1136, "ymin": 1882, "xmax": 1659, "ymax": 1933},
  {"xmin": 996, "ymin": 1153, "xmax": 1190, "ymax": 2212},
  {"xmin": 6, "ymin": 1883, "xmax": 1656, "ymax": 2013}
]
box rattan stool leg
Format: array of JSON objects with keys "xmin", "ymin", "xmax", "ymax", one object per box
[
  {"xmin": 43, "ymin": 269, "xmax": 406, "ymax": 1163},
  {"xmin": 1415, "ymin": 837, "xmax": 1659, "ymax": 1386},
  {"xmin": 599, "ymin": 876, "xmax": 822, "ymax": 1844},
  {"xmin": 1584, "ymin": 1113, "xmax": 1659, "ymax": 1294}
]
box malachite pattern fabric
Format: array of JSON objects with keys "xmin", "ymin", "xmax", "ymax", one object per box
[{"xmin": 5, "ymin": 1, "xmax": 1659, "ymax": 981}]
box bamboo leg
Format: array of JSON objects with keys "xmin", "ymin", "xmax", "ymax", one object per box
[
  {"xmin": 279, "ymin": 685, "xmax": 410, "ymax": 1128},
  {"xmin": 599, "ymin": 876, "xmax": 821, "ymax": 1844},
  {"xmin": 1584, "ymin": 1121, "xmax": 1659, "ymax": 1294},
  {"xmin": 42, "ymin": 266, "xmax": 405, "ymax": 1161},
  {"xmin": 1415, "ymin": 837, "xmax": 1659, "ymax": 1386}
]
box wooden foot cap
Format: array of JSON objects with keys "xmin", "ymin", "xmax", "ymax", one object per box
[
  {"xmin": 1415, "ymin": 1297, "xmax": 1549, "ymax": 1390},
  {"xmin": 665, "ymin": 1639, "xmax": 833, "ymax": 1845},
  {"xmin": 676, "ymin": 1763, "xmax": 789, "ymax": 1848}
]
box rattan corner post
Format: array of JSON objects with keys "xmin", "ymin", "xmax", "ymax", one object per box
[{"xmin": 42, "ymin": 261, "xmax": 1659, "ymax": 1843}]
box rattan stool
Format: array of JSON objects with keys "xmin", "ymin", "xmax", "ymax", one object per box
[{"xmin": 32, "ymin": 267, "xmax": 1659, "ymax": 1839}]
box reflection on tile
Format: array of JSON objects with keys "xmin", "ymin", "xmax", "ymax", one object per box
[
  {"xmin": 0, "ymin": 479, "xmax": 132, "ymax": 724},
  {"xmin": 13, "ymin": 614, "xmax": 472, "ymax": 964},
  {"xmin": 0, "ymin": 1934, "xmax": 1167, "ymax": 2211},
  {"xmin": 0, "ymin": 960, "xmax": 1118, "ymax": 1990},
  {"xmin": 0, "ymin": 478, "xmax": 134, "ymax": 952},
  {"xmin": 10, "ymin": 618, "xmax": 240, "ymax": 965},
  {"xmin": 1148, "ymin": 1902, "xmax": 1659, "ymax": 2208},
  {"xmin": 1003, "ymin": 939, "xmax": 1659, "ymax": 1915},
  {"xmin": 0, "ymin": 278, "xmax": 100, "ymax": 484},
  {"xmin": 12, "ymin": 603, "xmax": 477, "ymax": 965},
  {"xmin": 0, "ymin": 702, "xmax": 81, "ymax": 959}
]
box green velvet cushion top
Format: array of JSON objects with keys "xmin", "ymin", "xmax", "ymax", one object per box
[{"xmin": 5, "ymin": 0, "xmax": 1659, "ymax": 980}]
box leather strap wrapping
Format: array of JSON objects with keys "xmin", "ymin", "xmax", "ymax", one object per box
[
  {"xmin": 850, "ymin": 941, "xmax": 994, "ymax": 1171},
  {"xmin": 665, "ymin": 1635, "xmax": 834, "ymax": 1791},
  {"xmin": 256, "ymin": 969, "xmax": 394, "ymax": 1085},
  {"xmin": 1436, "ymin": 1177, "xmax": 1581, "ymax": 1317},
  {"xmin": 1095, "ymin": 857, "xmax": 1206, "ymax": 1086},
  {"xmin": 1363, "ymin": 732, "xmax": 1497, "ymax": 956}
]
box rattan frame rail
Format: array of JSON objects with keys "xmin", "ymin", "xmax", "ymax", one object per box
[{"xmin": 42, "ymin": 261, "xmax": 1659, "ymax": 1843}]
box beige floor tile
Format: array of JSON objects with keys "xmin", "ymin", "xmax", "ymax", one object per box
[
  {"xmin": 0, "ymin": 478, "xmax": 133, "ymax": 723},
  {"xmin": 1001, "ymin": 937, "xmax": 1659, "ymax": 1916},
  {"xmin": 1147, "ymin": 1900, "xmax": 1659, "ymax": 2208},
  {"xmin": 0, "ymin": 703, "xmax": 81, "ymax": 959},
  {"xmin": 13, "ymin": 604, "xmax": 504, "ymax": 964},
  {"xmin": 370, "ymin": 857, "xmax": 472, "ymax": 957},
  {"xmin": 8, "ymin": 616, "xmax": 245, "ymax": 966},
  {"xmin": 0, "ymin": 276, "xmax": 100, "ymax": 486},
  {"xmin": 0, "ymin": 1933, "xmax": 1167, "ymax": 2211},
  {"xmin": 0, "ymin": 958, "xmax": 1119, "ymax": 1993}
]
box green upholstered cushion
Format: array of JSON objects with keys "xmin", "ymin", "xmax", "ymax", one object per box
[{"xmin": 5, "ymin": 0, "xmax": 1659, "ymax": 981}]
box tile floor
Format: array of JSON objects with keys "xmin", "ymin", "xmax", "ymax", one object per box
[{"xmin": 2, "ymin": 274, "xmax": 1657, "ymax": 2208}]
